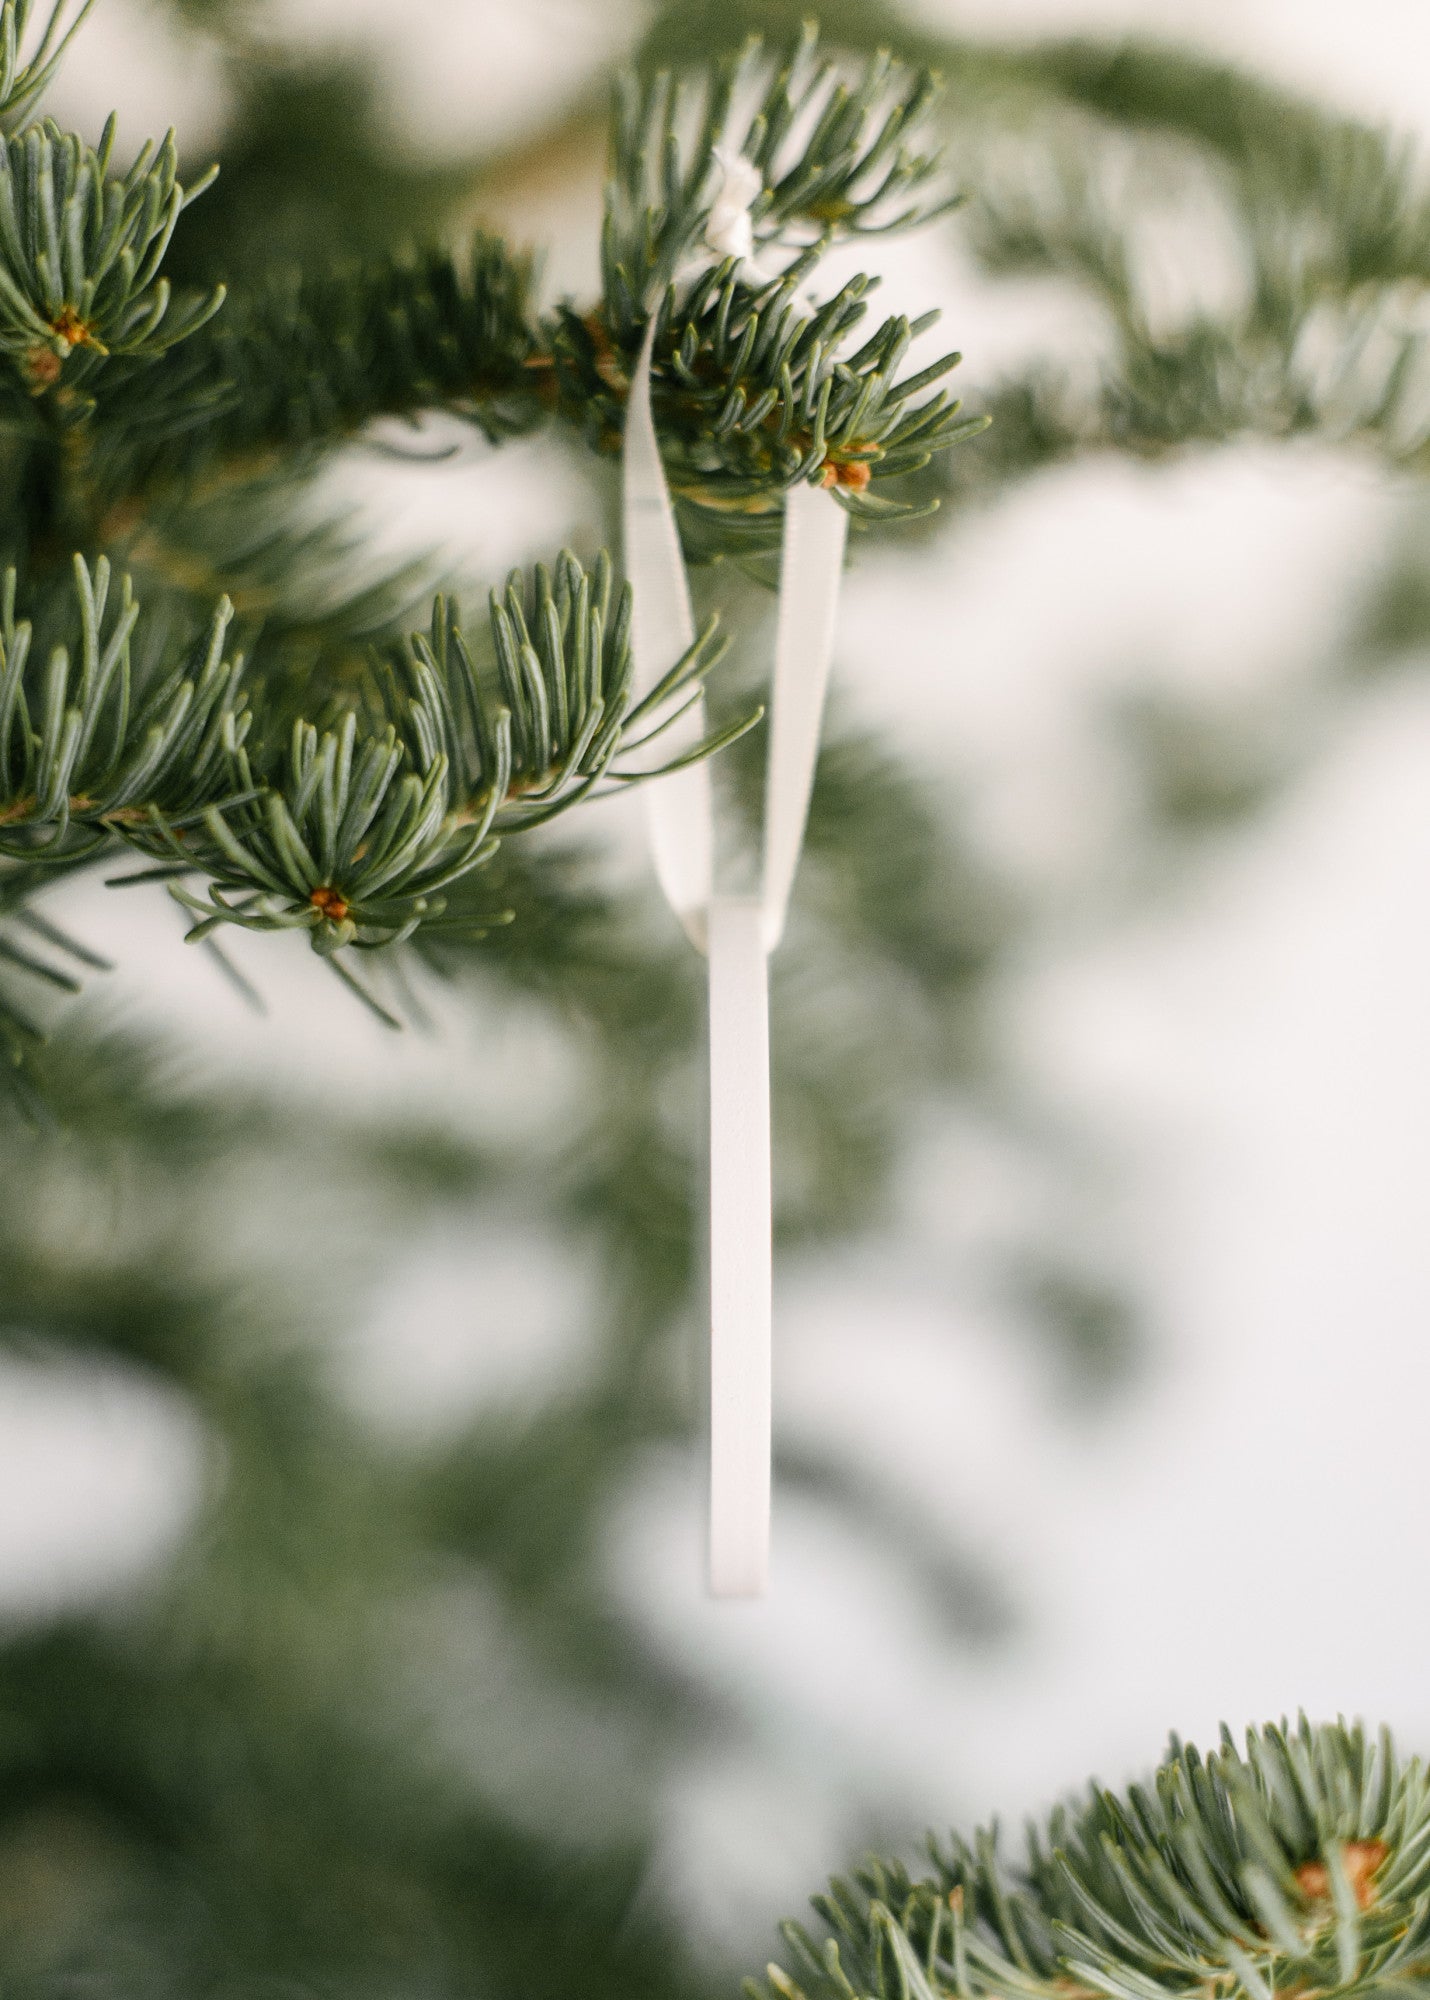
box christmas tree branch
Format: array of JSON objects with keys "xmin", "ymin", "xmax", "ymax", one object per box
[
  {"xmin": 751, "ymin": 1722, "xmax": 1430, "ymax": 2000},
  {"xmin": 549, "ymin": 26, "xmax": 986, "ymax": 557},
  {"xmin": 86, "ymin": 235, "xmax": 546, "ymax": 514},
  {"xmin": 0, "ymin": 0, "xmax": 97, "ymax": 126}
]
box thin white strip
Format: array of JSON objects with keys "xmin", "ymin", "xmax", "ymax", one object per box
[
  {"xmin": 706, "ymin": 895, "xmax": 772, "ymax": 1598},
  {"xmin": 621, "ymin": 307, "xmax": 847, "ymax": 1601},
  {"xmin": 760, "ymin": 480, "xmax": 849, "ymax": 952},
  {"xmin": 622, "ymin": 319, "xmax": 714, "ymax": 945}
]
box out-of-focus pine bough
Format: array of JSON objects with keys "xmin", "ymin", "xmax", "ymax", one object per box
[
  {"xmin": 750, "ymin": 1720, "xmax": 1430, "ymax": 2000},
  {"xmin": 0, "ymin": 0, "xmax": 980, "ymax": 1066}
]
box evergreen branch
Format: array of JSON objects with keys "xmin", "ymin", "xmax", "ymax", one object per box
[
  {"xmin": 551, "ymin": 262, "xmax": 984, "ymax": 548},
  {"xmin": 0, "ymin": 538, "xmax": 742, "ymax": 1015},
  {"xmin": 0, "ymin": 0, "xmax": 96, "ymax": 124},
  {"xmin": 547, "ymin": 26, "xmax": 986, "ymax": 553},
  {"xmin": 1003, "ymin": 38, "xmax": 1427, "ymax": 287},
  {"xmin": 928, "ymin": 192, "xmax": 1430, "ymax": 490},
  {"xmin": 89, "ymin": 235, "xmax": 545, "ymax": 505},
  {"xmin": 398, "ymin": 553, "xmax": 745, "ymax": 830},
  {"xmin": 626, "ymin": 16, "xmax": 1430, "ymax": 509},
  {"xmin": 605, "ymin": 22, "xmax": 956, "ymax": 312},
  {"xmin": 0, "ymin": 552, "xmax": 247, "ymax": 858},
  {"xmin": 751, "ymin": 1722, "xmax": 1430, "ymax": 2000},
  {"xmin": 0, "ymin": 116, "xmax": 222, "ymax": 392},
  {"xmin": 69, "ymin": 33, "xmax": 983, "ymax": 565},
  {"xmin": 147, "ymin": 550, "xmax": 747, "ymax": 957}
]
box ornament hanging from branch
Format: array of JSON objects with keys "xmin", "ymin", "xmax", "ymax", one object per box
[{"xmin": 607, "ymin": 28, "xmax": 985, "ymax": 1595}]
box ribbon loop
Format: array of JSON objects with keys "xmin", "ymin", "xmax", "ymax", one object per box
[{"xmin": 621, "ymin": 310, "xmax": 846, "ymax": 1597}]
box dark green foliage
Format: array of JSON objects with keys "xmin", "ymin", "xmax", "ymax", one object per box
[
  {"xmin": 0, "ymin": 531, "xmax": 710, "ymax": 1032},
  {"xmin": 0, "ymin": 1022, "xmax": 731, "ymax": 1999},
  {"xmin": 0, "ymin": 11, "xmax": 991, "ymax": 1083},
  {"xmin": 639, "ymin": 0, "xmax": 934, "ymax": 74},
  {"xmin": 0, "ymin": 762, "xmax": 1026, "ymax": 1984},
  {"xmin": 404, "ymin": 554, "xmax": 744, "ymax": 834},
  {"xmin": 93, "ymin": 235, "xmax": 546, "ymax": 506},
  {"xmin": 0, "ymin": 117, "xmax": 222, "ymax": 377},
  {"xmin": 753, "ymin": 1721, "xmax": 1430, "ymax": 2000},
  {"xmin": 158, "ymin": 56, "xmax": 477, "ymax": 285},
  {"xmin": 605, "ymin": 25, "xmax": 954, "ymax": 304},
  {"xmin": 0, "ymin": 555, "xmax": 244, "ymax": 857},
  {"xmin": 0, "ymin": 0, "xmax": 96, "ymax": 125},
  {"xmin": 555, "ymin": 27, "xmax": 983, "ymax": 548},
  {"xmin": 0, "ymin": 856, "xmax": 103, "ymax": 1098},
  {"xmin": 0, "ymin": 3, "xmax": 1008, "ymax": 1096},
  {"xmin": 139, "ymin": 553, "xmax": 746, "ymax": 995},
  {"xmin": 551, "ymin": 257, "xmax": 983, "ymax": 557}
]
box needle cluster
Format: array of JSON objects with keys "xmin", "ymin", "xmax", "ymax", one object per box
[
  {"xmin": 752, "ymin": 1721, "xmax": 1430, "ymax": 2000},
  {"xmin": 552, "ymin": 25, "xmax": 983, "ymax": 545},
  {"xmin": 0, "ymin": 11, "xmax": 980, "ymax": 1070}
]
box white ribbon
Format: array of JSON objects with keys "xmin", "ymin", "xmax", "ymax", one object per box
[
  {"xmin": 623, "ymin": 317, "xmax": 848, "ymax": 1598},
  {"xmin": 622, "ymin": 321, "xmax": 714, "ymax": 947}
]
